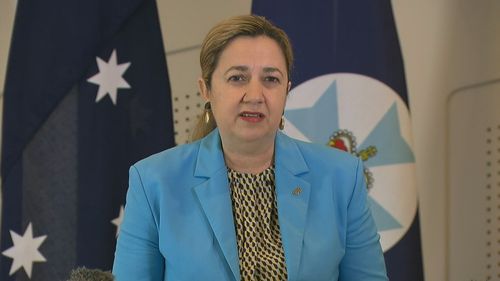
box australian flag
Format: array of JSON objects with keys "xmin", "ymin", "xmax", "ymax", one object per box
[
  {"xmin": 253, "ymin": 0, "xmax": 424, "ymax": 280},
  {"xmin": 0, "ymin": 0, "xmax": 174, "ymax": 280}
]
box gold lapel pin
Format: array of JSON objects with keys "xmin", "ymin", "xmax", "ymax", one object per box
[{"xmin": 292, "ymin": 187, "xmax": 302, "ymax": 196}]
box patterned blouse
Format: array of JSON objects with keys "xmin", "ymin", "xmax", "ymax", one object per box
[{"xmin": 227, "ymin": 165, "xmax": 288, "ymax": 281}]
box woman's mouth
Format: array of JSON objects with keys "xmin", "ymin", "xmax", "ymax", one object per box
[{"xmin": 239, "ymin": 111, "xmax": 265, "ymax": 122}]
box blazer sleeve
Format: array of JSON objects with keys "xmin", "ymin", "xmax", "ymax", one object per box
[
  {"xmin": 112, "ymin": 165, "xmax": 164, "ymax": 281},
  {"xmin": 339, "ymin": 158, "xmax": 388, "ymax": 281}
]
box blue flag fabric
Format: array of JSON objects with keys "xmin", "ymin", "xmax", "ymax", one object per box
[
  {"xmin": 253, "ymin": 1, "xmax": 424, "ymax": 280},
  {"xmin": 1, "ymin": 0, "xmax": 174, "ymax": 280}
]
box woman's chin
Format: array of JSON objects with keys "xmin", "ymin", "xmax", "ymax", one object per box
[
  {"xmin": 220, "ymin": 128, "xmax": 272, "ymax": 143},
  {"xmin": 236, "ymin": 129, "xmax": 277, "ymax": 143}
]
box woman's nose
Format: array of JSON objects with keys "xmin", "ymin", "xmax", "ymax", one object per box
[{"xmin": 242, "ymin": 80, "xmax": 264, "ymax": 103}]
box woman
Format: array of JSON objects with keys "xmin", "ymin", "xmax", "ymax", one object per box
[{"xmin": 113, "ymin": 15, "xmax": 388, "ymax": 281}]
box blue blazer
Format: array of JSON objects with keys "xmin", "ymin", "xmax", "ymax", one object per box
[{"xmin": 113, "ymin": 129, "xmax": 387, "ymax": 281}]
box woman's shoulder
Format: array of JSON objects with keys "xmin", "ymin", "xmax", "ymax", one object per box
[
  {"xmin": 284, "ymin": 134, "xmax": 360, "ymax": 167},
  {"xmin": 279, "ymin": 134, "xmax": 365, "ymax": 204},
  {"xmin": 133, "ymin": 139, "xmax": 202, "ymax": 173}
]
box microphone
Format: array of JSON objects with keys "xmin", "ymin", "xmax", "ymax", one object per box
[{"xmin": 67, "ymin": 267, "xmax": 115, "ymax": 281}]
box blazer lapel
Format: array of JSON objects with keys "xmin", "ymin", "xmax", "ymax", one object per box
[
  {"xmin": 193, "ymin": 130, "xmax": 240, "ymax": 281},
  {"xmin": 275, "ymin": 132, "xmax": 311, "ymax": 281},
  {"xmin": 192, "ymin": 130, "xmax": 312, "ymax": 281}
]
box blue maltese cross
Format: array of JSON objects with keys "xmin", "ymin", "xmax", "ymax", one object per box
[{"xmin": 285, "ymin": 80, "xmax": 415, "ymax": 232}]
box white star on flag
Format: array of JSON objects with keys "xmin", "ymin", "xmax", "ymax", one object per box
[
  {"xmin": 87, "ymin": 49, "xmax": 131, "ymax": 105},
  {"xmin": 2, "ymin": 222, "xmax": 47, "ymax": 278},
  {"xmin": 111, "ymin": 205, "xmax": 125, "ymax": 237}
]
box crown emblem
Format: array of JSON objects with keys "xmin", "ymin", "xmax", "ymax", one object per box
[{"xmin": 328, "ymin": 129, "xmax": 377, "ymax": 190}]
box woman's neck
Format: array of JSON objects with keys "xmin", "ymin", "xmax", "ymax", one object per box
[{"xmin": 222, "ymin": 140, "xmax": 275, "ymax": 174}]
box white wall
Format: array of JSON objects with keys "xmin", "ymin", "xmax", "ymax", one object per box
[
  {"xmin": 0, "ymin": 0, "xmax": 16, "ymax": 94},
  {"xmin": 393, "ymin": 1, "xmax": 500, "ymax": 280},
  {"xmin": 1, "ymin": 1, "xmax": 499, "ymax": 280}
]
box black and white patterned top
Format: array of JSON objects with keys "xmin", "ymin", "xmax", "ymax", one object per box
[{"xmin": 227, "ymin": 165, "xmax": 288, "ymax": 281}]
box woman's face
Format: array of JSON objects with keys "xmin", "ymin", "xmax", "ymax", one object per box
[{"xmin": 200, "ymin": 35, "xmax": 290, "ymax": 146}]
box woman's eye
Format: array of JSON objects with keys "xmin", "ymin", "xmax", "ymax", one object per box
[
  {"xmin": 264, "ymin": 76, "xmax": 280, "ymax": 83},
  {"xmin": 228, "ymin": 75, "xmax": 246, "ymax": 82}
]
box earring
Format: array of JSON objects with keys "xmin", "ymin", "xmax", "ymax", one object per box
[
  {"xmin": 204, "ymin": 102, "xmax": 211, "ymax": 124},
  {"xmin": 279, "ymin": 116, "xmax": 285, "ymax": 130}
]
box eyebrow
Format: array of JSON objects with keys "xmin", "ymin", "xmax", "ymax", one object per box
[
  {"xmin": 224, "ymin": 65, "xmax": 249, "ymax": 75},
  {"xmin": 224, "ymin": 65, "xmax": 285, "ymax": 77},
  {"xmin": 263, "ymin": 67, "xmax": 284, "ymax": 77}
]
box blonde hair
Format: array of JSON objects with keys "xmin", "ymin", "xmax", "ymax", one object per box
[{"xmin": 190, "ymin": 15, "xmax": 294, "ymax": 142}]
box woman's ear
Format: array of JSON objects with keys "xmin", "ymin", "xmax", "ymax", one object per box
[
  {"xmin": 287, "ymin": 81, "xmax": 292, "ymax": 93},
  {"xmin": 198, "ymin": 78, "xmax": 210, "ymax": 101}
]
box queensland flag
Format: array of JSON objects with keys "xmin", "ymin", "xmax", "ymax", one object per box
[
  {"xmin": 253, "ymin": 0, "xmax": 424, "ymax": 280},
  {"xmin": 0, "ymin": 0, "xmax": 174, "ymax": 280}
]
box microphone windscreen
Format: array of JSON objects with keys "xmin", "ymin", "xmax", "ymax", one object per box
[{"xmin": 67, "ymin": 267, "xmax": 115, "ymax": 281}]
